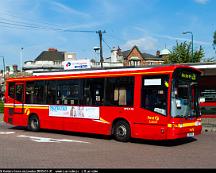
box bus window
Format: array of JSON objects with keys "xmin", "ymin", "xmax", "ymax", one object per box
[
  {"xmin": 83, "ymin": 78, "xmax": 104, "ymax": 106},
  {"xmin": 105, "ymin": 77, "xmax": 134, "ymax": 106},
  {"xmin": 171, "ymin": 81, "xmax": 199, "ymax": 118},
  {"xmin": 114, "ymin": 87, "xmax": 127, "ymax": 106},
  {"xmin": 47, "ymin": 81, "xmax": 57, "ymax": 105},
  {"xmin": 8, "ymin": 82, "xmax": 15, "ymax": 99},
  {"xmin": 26, "ymin": 81, "xmax": 45, "ymax": 104},
  {"xmin": 15, "ymin": 84, "xmax": 24, "ymax": 102},
  {"xmin": 55, "ymin": 79, "xmax": 81, "ymax": 105},
  {"xmin": 171, "ymin": 69, "xmax": 200, "ymax": 118},
  {"xmin": 141, "ymin": 75, "xmax": 169, "ymax": 115},
  {"xmin": 26, "ymin": 82, "xmax": 34, "ymax": 104}
]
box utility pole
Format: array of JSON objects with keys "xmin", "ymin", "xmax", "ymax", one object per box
[{"xmin": 96, "ymin": 30, "xmax": 106, "ymax": 68}]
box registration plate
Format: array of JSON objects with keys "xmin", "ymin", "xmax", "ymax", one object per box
[{"xmin": 187, "ymin": 132, "xmax": 194, "ymax": 137}]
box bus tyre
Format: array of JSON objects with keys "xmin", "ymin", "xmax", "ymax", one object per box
[
  {"xmin": 113, "ymin": 120, "xmax": 131, "ymax": 142},
  {"xmin": 28, "ymin": 115, "xmax": 40, "ymax": 132}
]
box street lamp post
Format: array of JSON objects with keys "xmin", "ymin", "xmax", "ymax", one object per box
[
  {"xmin": 0, "ymin": 56, "xmax": 6, "ymax": 81},
  {"xmin": 182, "ymin": 31, "xmax": 193, "ymax": 63},
  {"xmin": 20, "ymin": 47, "xmax": 24, "ymax": 72}
]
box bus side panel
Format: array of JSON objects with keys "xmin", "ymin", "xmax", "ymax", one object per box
[
  {"xmin": 131, "ymin": 75, "xmax": 168, "ymax": 140},
  {"xmin": 41, "ymin": 106, "xmax": 137, "ymax": 136},
  {"xmin": 131, "ymin": 109, "xmax": 168, "ymax": 140},
  {"xmin": 36, "ymin": 108, "xmax": 64, "ymax": 130},
  {"xmin": 62, "ymin": 106, "xmax": 121, "ymax": 135},
  {"xmin": 63, "ymin": 117, "xmax": 110, "ymax": 135},
  {"xmin": 43, "ymin": 116, "xmax": 64, "ymax": 131},
  {"xmin": 64, "ymin": 106, "xmax": 135, "ymax": 136},
  {"xmin": 14, "ymin": 106, "xmax": 64, "ymax": 131},
  {"xmin": 20, "ymin": 105, "xmax": 110, "ymax": 135},
  {"xmin": 132, "ymin": 124, "xmax": 167, "ymax": 140},
  {"xmin": 40, "ymin": 106, "xmax": 110, "ymax": 135},
  {"xmin": 3, "ymin": 107, "xmax": 11, "ymax": 124},
  {"xmin": 3, "ymin": 106, "xmax": 25, "ymax": 127}
]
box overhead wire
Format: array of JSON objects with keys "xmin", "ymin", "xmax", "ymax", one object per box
[
  {"xmin": 0, "ymin": 14, "xmax": 96, "ymax": 33},
  {"xmin": 0, "ymin": 12, "xmax": 112, "ymax": 59},
  {"xmin": 102, "ymin": 38, "xmax": 112, "ymax": 50}
]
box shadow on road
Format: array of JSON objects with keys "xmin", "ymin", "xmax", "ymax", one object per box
[
  {"xmin": 9, "ymin": 126, "xmax": 197, "ymax": 146},
  {"xmin": 130, "ymin": 137, "xmax": 197, "ymax": 147}
]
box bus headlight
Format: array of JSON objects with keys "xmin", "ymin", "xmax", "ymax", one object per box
[{"xmin": 195, "ymin": 121, "xmax": 201, "ymax": 126}]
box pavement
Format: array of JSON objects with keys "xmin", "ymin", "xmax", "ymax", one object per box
[{"xmin": 202, "ymin": 118, "xmax": 216, "ymax": 132}]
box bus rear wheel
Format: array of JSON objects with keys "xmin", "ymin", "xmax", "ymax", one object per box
[
  {"xmin": 28, "ymin": 115, "xmax": 40, "ymax": 132},
  {"xmin": 113, "ymin": 120, "xmax": 131, "ymax": 142}
]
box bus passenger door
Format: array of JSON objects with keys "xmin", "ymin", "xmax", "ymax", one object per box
[{"xmin": 13, "ymin": 83, "xmax": 24, "ymax": 114}]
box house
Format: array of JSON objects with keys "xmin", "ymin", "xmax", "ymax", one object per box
[
  {"xmin": 23, "ymin": 48, "xmax": 77, "ymax": 73},
  {"xmin": 111, "ymin": 45, "xmax": 164, "ymax": 67}
]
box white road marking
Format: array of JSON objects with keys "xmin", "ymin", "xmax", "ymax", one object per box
[
  {"xmin": 0, "ymin": 132, "xmax": 15, "ymax": 134},
  {"xmin": 17, "ymin": 135, "xmax": 90, "ymax": 144}
]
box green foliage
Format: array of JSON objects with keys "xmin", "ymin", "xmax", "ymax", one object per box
[
  {"xmin": 0, "ymin": 100, "xmax": 3, "ymax": 113},
  {"xmin": 164, "ymin": 41, "xmax": 204, "ymax": 64},
  {"xmin": 193, "ymin": 45, "xmax": 205, "ymax": 62}
]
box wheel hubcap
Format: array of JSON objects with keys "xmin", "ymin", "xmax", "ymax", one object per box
[
  {"xmin": 117, "ymin": 125, "xmax": 127, "ymax": 137},
  {"xmin": 31, "ymin": 119, "xmax": 38, "ymax": 129}
]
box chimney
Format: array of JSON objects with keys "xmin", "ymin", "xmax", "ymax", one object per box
[
  {"xmin": 48, "ymin": 48, "xmax": 58, "ymax": 52},
  {"xmin": 156, "ymin": 50, "xmax": 160, "ymax": 56},
  {"xmin": 117, "ymin": 46, "xmax": 122, "ymax": 55}
]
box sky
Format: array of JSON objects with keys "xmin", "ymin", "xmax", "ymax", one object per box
[{"xmin": 0, "ymin": 0, "xmax": 215, "ymax": 70}]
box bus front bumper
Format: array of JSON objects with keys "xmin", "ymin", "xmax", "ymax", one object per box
[{"xmin": 166, "ymin": 125, "xmax": 202, "ymax": 140}]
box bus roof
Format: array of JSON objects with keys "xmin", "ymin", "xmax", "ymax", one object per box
[{"xmin": 6, "ymin": 64, "xmax": 201, "ymax": 82}]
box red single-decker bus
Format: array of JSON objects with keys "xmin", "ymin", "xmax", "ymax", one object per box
[{"xmin": 4, "ymin": 65, "xmax": 202, "ymax": 141}]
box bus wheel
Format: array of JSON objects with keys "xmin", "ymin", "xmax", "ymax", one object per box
[
  {"xmin": 113, "ymin": 120, "xmax": 131, "ymax": 142},
  {"xmin": 28, "ymin": 115, "xmax": 40, "ymax": 132}
]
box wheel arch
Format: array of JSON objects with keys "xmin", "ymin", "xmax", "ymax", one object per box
[
  {"xmin": 28, "ymin": 113, "xmax": 39, "ymax": 121},
  {"xmin": 27, "ymin": 113, "xmax": 40, "ymax": 131},
  {"xmin": 111, "ymin": 117, "xmax": 131, "ymax": 135}
]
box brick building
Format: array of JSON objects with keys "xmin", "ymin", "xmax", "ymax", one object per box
[{"xmin": 114, "ymin": 45, "xmax": 164, "ymax": 66}]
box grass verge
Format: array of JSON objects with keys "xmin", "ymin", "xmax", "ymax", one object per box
[{"xmin": 0, "ymin": 101, "xmax": 4, "ymax": 113}]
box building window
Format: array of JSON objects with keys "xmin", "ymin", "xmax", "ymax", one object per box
[
  {"xmin": 129, "ymin": 60, "xmax": 141, "ymax": 66},
  {"xmin": 129, "ymin": 56, "xmax": 141, "ymax": 66}
]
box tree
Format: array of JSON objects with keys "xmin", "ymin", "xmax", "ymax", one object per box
[{"xmin": 164, "ymin": 41, "xmax": 204, "ymax": 64}]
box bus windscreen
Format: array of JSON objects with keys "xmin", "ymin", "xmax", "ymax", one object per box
[{"xmin": 171, "ymin": 69, "xmax": 201, "ymax": 118}]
